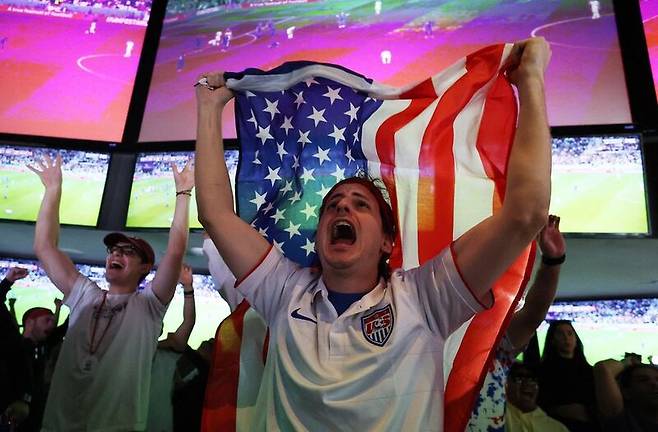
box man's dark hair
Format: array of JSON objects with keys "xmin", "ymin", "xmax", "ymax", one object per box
[
  {"xmin": 318, "ymin": 175, "xmax": 398, "ymax": 280},
  {"xmin": 618, "ymin": 363, "xmax": 658, "ymax": 390},
  {"xmin": 509, "ymin": 361, "xmax": 539, "ymax": 380}
]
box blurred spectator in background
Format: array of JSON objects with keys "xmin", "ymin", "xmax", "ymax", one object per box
[
  {"xmin": 538, "ymin": 320, "xmax": 598, "ymax": 431},
  {"xmin": 505, "ymin": 362, "xmax": 568, "ymax": 432},
  {"xmin": 19, "ymin": 300, "xmax": 68, "ymax": 432},
  {"xmin": 1, "ymin": 267, "xmax": 31, "ymax": 429},
  {"xmin": 468, "ymin": 215, "xmax": 566, "ymax": 431},
  {"xmin": 594, "ymin": 358, "xmax": 658, "ymax": 432},
  {"xmin": 147, "ymin": 263, "xmax": 197, "ymax": 432}
]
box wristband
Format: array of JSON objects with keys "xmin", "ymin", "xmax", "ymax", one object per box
[
  {"xmin": 183, "ymin": 290, "xmax": 194, "ymax": 295},
  {"xmin": 176, "ymin": 189, "xmax": 192, "ymax": 197},
  {"xmin": 542, "ymin": 254, "xmax": 566, "ymax": 266}
]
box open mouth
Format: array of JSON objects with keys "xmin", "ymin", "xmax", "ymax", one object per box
[
  {"xmin": 330, "ymin": 220, "xmax": 356, "ymax": 245},
  {"xmin": 109, "ymin": 261, "xmax": 124, "ymax": 270}
]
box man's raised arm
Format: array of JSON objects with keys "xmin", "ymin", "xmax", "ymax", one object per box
[
  {"xmin": 453, "ymin": 37, "xmax": 552, "ymax": 306},
  {"xmin": 507, "ymin": 215, "xmax": 565, "ymax": 348},
  {"xmin": 28, "ymin": 155, "xmax": 79, "ymax": 296},
  {"xmin": 158, "ymin": 263, "xmax": 196, "ymax": 351},
  {"xmin": 151, "ymin": 160, "xmax": 194, "ymax": 305},
  {"xmin": 194, "ymin": 73, "xmax": 270, "ymax": 281}
]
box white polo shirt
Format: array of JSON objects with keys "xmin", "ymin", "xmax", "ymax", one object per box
[{"xmin": 236, "ymin": 245, "xmax": 487, "ymax": 431}]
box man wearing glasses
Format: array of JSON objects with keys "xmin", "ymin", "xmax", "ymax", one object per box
[
  {"xmin": 505, "ymin": 363, "xmax": 569, "ymax": 432},
  {"xmin": 29, "ymin": 155, "xmax": 194, "ymax": 432}
]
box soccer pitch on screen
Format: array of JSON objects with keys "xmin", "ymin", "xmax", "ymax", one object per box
[
  {"xmin": 0, "ymin": 145, "xmax": 109, "ymax": 226},
  {"xmin": 536, "ymin": 298, "xmax": 658, "ymax": 365},
  {"xmin": 1, "ymin": 257, "xmax": 231, "ymax": 349},
  {"xmin": 126, "ymin": 150, "xmax": 239, "ymax": 229},
  {"xmin": 549, "ymin": 135, "xmax": 648, "ymax": 234}
]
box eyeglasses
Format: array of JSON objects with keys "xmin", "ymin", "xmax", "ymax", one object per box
[
  {"xmin": 107, "ymin": 245, "xmax": 138, "ymax": 257},
  {"xmin": 510, "ymin": 376, "xmax": 538, "ymax": 386}
]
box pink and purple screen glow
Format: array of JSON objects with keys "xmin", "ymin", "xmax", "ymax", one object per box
[
  {"xmin": 140, "ymin": 0, "xmax": 631, "ymax": 142},
  {"xmin": 0, "ymin": 0, "xmax": 151, "ymax": 141}
]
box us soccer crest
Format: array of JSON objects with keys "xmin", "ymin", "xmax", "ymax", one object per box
[{"xmin": 361, "ymin": 304, "xmax": 394, "ymax": 347}]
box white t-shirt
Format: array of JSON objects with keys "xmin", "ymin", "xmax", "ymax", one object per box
[
  {"xmin": 42, "ymin": 275, "xmax": 167, "ymax": 432},
  {"xmin": 236, "ymin": 245, "xmax": 487, "ymax": 431}
]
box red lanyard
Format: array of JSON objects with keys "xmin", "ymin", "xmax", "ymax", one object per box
[{"xmin": 89, "ymin": 291, "xmax": 115, "ymax": 356}]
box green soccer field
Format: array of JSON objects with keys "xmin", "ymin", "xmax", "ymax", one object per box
[
  {"xmin": 126, "ymin": 177, "xmax": 203, "ymax": 229},
  {"xmin": 0, "ymin": 170, "xmax": 105, "ymax": 226},
  {"xmin": 549, "ymin": 171, "xmax": 648, "ymax": 234}
]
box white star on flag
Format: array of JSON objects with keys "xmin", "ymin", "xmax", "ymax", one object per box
[
  {"xmin": 293, "ymin": 91, "xmax": 305, "ymax": 108},
  {"xmin": 300, "ymin": 167, "xmax": 315, "ymax": 184},
  {"xmin": 264, "ymin": 166, "xmax": 281, "ymax": 186},
  {"xmin": 323, "ymin": 86, "xmax": 343, "ymax": 105},
  {"xmin": 270, "ymin": 208, "xmax": 286, "ymax": 223},
  {"xmin": 247, "ymin": 110, "xmax": 258, "ymax": 129},
  {"xmin": 298, "ymin": 130, "xmax": 312, "ymax": 146},
  {"xmin": 263, "ymin": 98, "xmax": 280, "ymax": 120},
  {"xmin": 262, "ymin": 202, "xmax": 274, "ymax": 214},
  {"xmin": 249, "ymin": 191, "xmax": 267, "ymax": 209},
  {"xmin": 288, "ymin": 190, "xmax": 302, "ymax": 204},
  {"xmin": 284, "ymin": 221, "xmax": 301, "ymax": 238},
  {"xmin": 316, "ymin": 183, "xmax": 332, "ymax": 198},
  {"xmin": 256, "ymin": 125, "xmax": 273, "ymax": 145},
  {"xmin": 328, "ymin": 125, "xmax": 346, "ymax": 145},
  {"xmin": 276, "ymin": 141, "xmax": 288, "ymax": 160},
  {"xmin": 281, "ymin": 116, "xmax": 294, "ymax": 135},
  {"xmin": 280, "ymin": 180, "xmax": 293, "ymax": 194},
  {"xmin": 307, "ymin": 107, "xmax": 327, "ymax": 127},
  {"xmin": 313, "ymin": 146, "xmax": 331, "ymax": 165},
  {"xmin": 300, "ymin": 202, "xmax": 317, "ymax": 221},
  {"xmin": 304, "ymin": 77, "xmax": 318, "ymax": 87},
  {"xmin": 344, "ymin": 103, "xmax": 359, "ymax": 123},
  {"xmin": 331, "ymin": 165, "xmax": 346, "ymax": 182},
  {"xmin": 301, "ymin": 238, "xmax": 315, "ymax": 256}
]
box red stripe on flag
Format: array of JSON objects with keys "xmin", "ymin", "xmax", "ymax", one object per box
[
  {"xmin": 375, "ymin": 97, "xmax": 437, "ymax": 269},
  {"xmin": 444, "ymin": 70, "xmax": 536, "ymax": 431},
  {"xmin": 417, "ymin": 44, "xmax": 508, "ymax": 264},
  {"xmin": 444, "ymin": 246, "xmax": 535, "ymax": 431},
  {"xmin": 201, "ymin": 300, "xmax": 250, "ymax": 432}
]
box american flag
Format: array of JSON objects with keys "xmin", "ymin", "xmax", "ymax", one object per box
[{"xmin": 203, "ymin": 45, "xmax": 534, "ymax": 431}]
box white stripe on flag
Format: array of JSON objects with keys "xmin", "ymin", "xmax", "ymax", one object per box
[
  {"xmin": 392, "ymin": 99, "xmax": 439, "ymax": 270},
  {"xmin": 361, "ymin": 99, "xmax": 410, "ymax": 185}
]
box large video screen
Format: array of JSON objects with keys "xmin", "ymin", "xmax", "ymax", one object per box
[
  {"xmin": 537, "ymin": 298, "xmax": 658, "ymax": 365},
  {"xmin": 550, "ymin": 135, "xmax": 648, "ymax": 234},
  {"xmin": 139, "ymin": 0, "xmax": 631, "ymax": 142},
  {"xmin": 0, "ymin": 0, "xmax": 151, "ymax": 141},
  {"xmin": 0, "ymin": 145, "xmax": 110, "ymax": 226},
  {"xmin": 126, "ymin": 149, "xmax": 239, "ymax": 228},
  {"xmin": 1, "ymin": 256, "xmax": 231, "ymax": 349},
  {"xmin": 641, "ymin": 0, "xmax": 658, "ymax": 103}
]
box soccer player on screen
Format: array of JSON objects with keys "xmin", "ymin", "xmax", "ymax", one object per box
[
  {"xmin": 29, "ymin": 155, "xmax": 193, "ymax": 431},
  {"xmin": 195, "ymin": 37, "xmax": 552, "ymax": 429}
]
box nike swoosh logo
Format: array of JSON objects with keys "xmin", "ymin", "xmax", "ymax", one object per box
[{"xmin": 291, "ymin": 308, "xmax": 317, "ymax": 324}]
